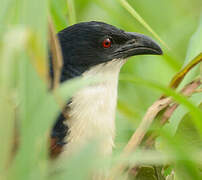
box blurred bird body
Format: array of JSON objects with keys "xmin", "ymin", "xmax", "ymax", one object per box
[{"xmin": 50, "ymin": 21, "xmax": 162, "ymax": 158}]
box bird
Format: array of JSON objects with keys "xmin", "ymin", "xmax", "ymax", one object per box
[{"xmin": 49, "ymin": 21, "xmax": 163, "ymax": 158}]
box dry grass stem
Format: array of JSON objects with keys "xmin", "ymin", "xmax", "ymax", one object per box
[
  {"xmin": 48, "ymin": 17, "xmax": 63, "ymax": 90},
  {"xmin": 109, "ymin": 97, "xmax": 172, "ymax": 179},
  {"xmin": 145, "ymin": 79, "xmax": 201, "ymax": 149},
  {"xmin": 110, "ymin": 78, "xmax": 201, "ymax": 179}
]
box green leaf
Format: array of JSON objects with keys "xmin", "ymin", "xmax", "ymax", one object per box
[
  {"xmin": 0, "ymin": 28, "xmax": 25, "ymax": 175},
  {"xmin": 163, "ymin": 93, "xmax": 202, "ymax": 136},
  {"xmin": 50, "ymin": 0, "xmax": 68, "ymax": 31},
  {"xmin": 179, "ymin": 15, "xmax": 202, "ymax": 89},
  {"xmin": 119, "ymin": 75, "xmax": 202, "ymax": 136},
  {"xmin": 163, "ymin": 15, "xmax": 202, "ymax": 136},
  {"xmin": 67, "ymin": 0, "xmax": 77, "ymax": 25}
]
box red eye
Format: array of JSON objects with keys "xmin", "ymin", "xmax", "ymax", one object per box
[{"xmin": 102, "ymin": 38, "xmax": 112, "ymax": 48}]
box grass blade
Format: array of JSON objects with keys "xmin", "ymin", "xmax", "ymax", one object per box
[
  {"xmin": 67, "ymin": 0, "xmax": 76, "ymax": 25},
  {"xmin": 169, "ymin": 53, "xmax": 202, "ymax": 89},
  {"xmin": 119, "ymin": 0, "xmax": 169, "ymax": 49}
]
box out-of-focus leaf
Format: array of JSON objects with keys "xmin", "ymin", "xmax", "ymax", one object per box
[
  {"xmin": 50, "ymin": 0, "xmax": 68, "ymax": 31},
  {"xmin": 0, "ymin": 28, "xmax": 28, "ymax": 175},
  {"xmin": 67, "ymin": 0, "xmax": 76, "ymax": 25},
  {"xmin": 120, "ymin": 75, "xmax": 202, "ymax": 136},
  {"xmin": 117, "ymin": 99, "xmax": 140, "ymax": 121},
  {"xmin": 11, "ymin": 57, "xmax": 97, "ymax": 180},
  {"xmin": 179, "ymin": 15, "xmax": 202, "ymax": 89},
  {"xmin": 169, "ymin": 53, "xmax": 202, "ymax": 89},
  {"xmin": 162, "ymin": 15, "xmax": 202, "ymax": 136},
  {"xmin": 50, "ymin": 141, "xmax": 105, "ymax": 180},
  {"xmin": 0, "ymin": 0, "xmax": 13, "ymax": 30},
  {"xmin": 163, "ymin": 93, "xmax": 202, "ymax": 136},
  {"xmin": 156, "ymin": 131, "xmax": 201, "ymax": 180},
  {"xmin": 58, "ymin": 76, "xmax": 98, "ymax": 100},
  {"xmin": 5, "ymin": 0, "xmax": 49, "ymax": 180},
  {"xmin": 10, "ymin": 41, "xmax": 49, "ymax": 180}
]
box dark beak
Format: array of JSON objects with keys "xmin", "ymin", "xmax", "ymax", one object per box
[{"xmin": 114, "ymin": 32, "xmax": 163, "ymax": 59}]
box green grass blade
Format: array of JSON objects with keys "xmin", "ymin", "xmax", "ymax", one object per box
[
  {"xmin": 179, "ymin": 15, "xmax": 202, "ymax": 89},
  {"xmin": 67, "ymin": 0, "xmax": 76, "ymax": 25},
  {"xmin": 163, "ymin": 17, "xmax": 202, "ymax": 137},
  {"xmin": 120, "ymin": 75, "xmax": 202, "ymax": 136},
  {"xmin": 118, "ymin": 0, "xmax": 169, "ymax": 49},
  {"xmin": 163, "ymin": 93, "xmax": 202, "ymax": 136},
  {"xmin": 0, "ymin": 28, "xmax": 22, "ymax": 176},
  {"xmin": 0, "ymin": 0, "xmax": 13, "ymax": 34},
  {"xmin": 50, "ymin": 0, "xmax": 68, "ymax": 31},
  {"xmin": 169, "ymin": 53, "xmax": 202, "ymax": 89}
]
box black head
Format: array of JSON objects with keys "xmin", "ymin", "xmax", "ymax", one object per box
[{"xmin": 56, "ymin": 21, "xmax": 162, "ymax": 81}]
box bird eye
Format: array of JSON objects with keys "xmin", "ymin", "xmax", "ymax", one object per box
[{"xmin": 102, "ymin": 38, "xmax": 112, "ymax": 48}]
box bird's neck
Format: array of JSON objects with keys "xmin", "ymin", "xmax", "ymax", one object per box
[{"xmin": 64, "ymin": 60, "xmax": 125, "ymax": 155}]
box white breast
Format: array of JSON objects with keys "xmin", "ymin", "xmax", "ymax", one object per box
[{"xmin": 63, "ymin": 60, "xmax": 125, "ymax": 155}]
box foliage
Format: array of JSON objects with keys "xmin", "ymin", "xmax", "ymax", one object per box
[{"xmin": 0, "ymin": 0, "xmax": 201, "ymax": 180}]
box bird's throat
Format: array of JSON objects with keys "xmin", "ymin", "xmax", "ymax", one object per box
[{"xmin": 63, "ymin": 60, "xmax": 124, "ymax": 155}]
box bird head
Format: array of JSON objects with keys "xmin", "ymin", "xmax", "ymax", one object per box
[{"xmin": 57, "ymin": 21, "xmax": 163, "ymax": 81}]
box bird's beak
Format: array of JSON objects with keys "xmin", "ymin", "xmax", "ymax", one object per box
[{"xmin": 114, "ymin": 32, "xmax": 163, "ymax": 59}]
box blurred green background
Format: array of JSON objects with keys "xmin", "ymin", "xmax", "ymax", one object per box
[{"xmin": 0, "ymin": 0, "xmax": 202, "ymax": 179}]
